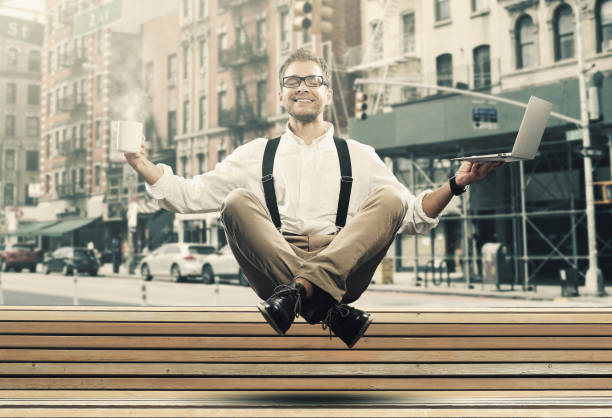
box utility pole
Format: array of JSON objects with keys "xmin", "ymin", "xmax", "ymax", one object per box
[{"xmin": 574, "ymin": 0, "xmax": 604, "ymax": 296}]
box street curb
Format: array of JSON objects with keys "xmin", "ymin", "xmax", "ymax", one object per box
[{"xmin": 366, "ymin": 285, "xmax": 566, "ymax": 301}]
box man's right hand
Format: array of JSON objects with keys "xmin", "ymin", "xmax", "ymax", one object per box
[{"xmin": 123, "ymin": 136, "xmax": 164, "ymax": 185}]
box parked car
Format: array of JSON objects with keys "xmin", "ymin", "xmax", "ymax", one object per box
[
  {"xmin": 0, "ymin": 243, "xmax": 38, "ymax": 272},
  {"xmin": 139, "ymin": 243, "xmax": 217, "ymax": 282},
  {"xmin": 201, "ymin": 245, "xmax": 249, "ymax": 286},
  {"xmin": 43, "ymin": 247, "xmax": 99, "ymax": 276}
]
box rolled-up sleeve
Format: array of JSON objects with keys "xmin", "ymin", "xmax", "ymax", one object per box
[
  {"xmin": 365, "ymin": 145, "xmax": 439, "ymax": 235},
  {"xmin": 145, "ymin": 144, "xmax": 250, "ymax": 213}
]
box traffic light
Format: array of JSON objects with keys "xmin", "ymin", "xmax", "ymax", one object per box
[
  {"xmin": 312, "ymin": 0, "xmax": 333, "ymax": 34},
  {"xmin": 293, "ymin": 1, "xmax": 312, "ymax": 31},
  {"xmin": 355, "ymin": 92, "xmax": 368, "ymax": 120}
]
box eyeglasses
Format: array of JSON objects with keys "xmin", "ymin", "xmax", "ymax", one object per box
[{"xmin": 282, "ymin": 75, "xmax": 327, "ymax": 88}]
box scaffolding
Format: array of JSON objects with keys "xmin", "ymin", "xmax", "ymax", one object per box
[{"xmin": 385, "ymin": 133, "xmax": 612, "ymax": 290}]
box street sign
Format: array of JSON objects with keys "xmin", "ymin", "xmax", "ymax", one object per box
[
  {"xmin": 565, "ymin": 129, "xmax": 582, "ymax": 141},
  {"xmin": 580, "ymin": 147, "xmax": 604, "ymax": 158},
  {"xmin": 472, "ymin": 107, "xmax": 498, "ymax": 130},
  {"xmin": 74, "ymin": 0, "xmax": 122, "ymax": 37},
  {"xmin": 0, "ymin": 16, "xmax": 44, "ymax": 45}
]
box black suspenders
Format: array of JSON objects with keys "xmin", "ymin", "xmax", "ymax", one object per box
[{"xmin": 261, "ymin": 136, "xmax": 353, "ymax": 231}]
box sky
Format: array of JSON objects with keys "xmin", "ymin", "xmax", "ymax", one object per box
[{"xmin": 0, "ymin": 0, "xmax": 46, "ymax": 21}]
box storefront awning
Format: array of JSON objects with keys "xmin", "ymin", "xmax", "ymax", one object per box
[
  {"xmin": 2, "ymin": 220, "xmax": 61, "ymax": 237},
  {"xmin": 38, "ymin": 218, "xmax": 97, "ymax": 237}
]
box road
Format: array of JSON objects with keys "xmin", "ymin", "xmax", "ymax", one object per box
[{"xmin": 0, "ymin": 270, "xmax": 600, "ymax": 307}]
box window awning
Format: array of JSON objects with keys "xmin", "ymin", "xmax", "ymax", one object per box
[
  {"xmin": 2, "ymin": 220, "xmax": 61, "ymax": 237},
  {"xmin": 38, "ymin": 218, "xmax": 97, "ymax": 237}
]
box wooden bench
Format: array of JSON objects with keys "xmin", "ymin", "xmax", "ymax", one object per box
[{"xmin": 1, "ymin": 306, "xmax": 612, "ymax": 417}]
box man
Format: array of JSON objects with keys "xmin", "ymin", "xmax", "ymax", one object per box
[{"xmin": 125, "ymin": 48, "xmax": 501, "ymax": 348}]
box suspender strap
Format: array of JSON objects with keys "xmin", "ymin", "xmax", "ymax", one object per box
[
  {"xmin": 261, "ymin": 136, "xmax": 353, "ymax": 231},
  {"xmin": 262, "ymin": 137, "xmax": 282, "ymax": 230},
  {"xmin": 333, "ymin": 137, "xmax": 353, "ymax": 229}
]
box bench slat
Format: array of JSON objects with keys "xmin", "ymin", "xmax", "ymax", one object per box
[
  {"xmin": 3, "ymin": 322, "xmax": 612, "ymax": 336},
  {"xmin": 1, "ymin": 406, "xmax": 612, "ymax": 417},
  {"xmin": 2, "ymin": 310, "xmax": 612, "ymax": 323},
  {"xmin": 3, "ymin": 348, "xmax": 612, "ymax": 362},
  {"xmin": 2, "ymin": 362, "xmax": 612, "ymax": 376},
  {"xmin": 1, "ymin": 377, "xmax": 612, "ymax": 390},
  {"xmin": 2, "ymin": 335, "xmax": 612, "ymax": 349}
]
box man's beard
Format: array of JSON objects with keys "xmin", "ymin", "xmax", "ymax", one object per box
[{"xmin": 287, "ymin": 108, "xmax": 319, "ymax": 123}]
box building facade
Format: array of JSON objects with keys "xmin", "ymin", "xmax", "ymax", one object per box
[
  {"xmin": 0, "ymin": 15, "xmax": 44, "ymax": 237},
  {"xmin": 349, "ymin": 0, "xmax": 612, "ymax": 286}
]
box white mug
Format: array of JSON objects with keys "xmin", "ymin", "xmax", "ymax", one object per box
[{"xmin": 115, "ymin": 120, "xmax": 143, "ymax": 153}]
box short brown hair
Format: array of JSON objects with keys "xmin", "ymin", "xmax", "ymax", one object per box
[{"xmin": 278, "ymin": 48, "xmax": 331, "ymax": 88}]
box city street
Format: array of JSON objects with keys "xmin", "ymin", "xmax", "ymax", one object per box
[{"xmin": 0, "ymin": 268, "xmax": 607, "ymax": 308}]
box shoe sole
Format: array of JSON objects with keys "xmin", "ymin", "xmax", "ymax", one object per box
[
  {"xmin": 257, "ymin": 302, "xmax": 285, "ymax": 336},
  {"xmin": 347, "ymin": 314, "xmax": 373, "ymax": 349}
]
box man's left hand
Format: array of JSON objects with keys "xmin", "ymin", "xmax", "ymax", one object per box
[{"xmin": 455, "ymin": 161, "xmax": 505, "ymax": 187}]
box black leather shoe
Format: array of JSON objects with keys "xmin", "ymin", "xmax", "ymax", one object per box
[
  {"xmin": 257, "ymin": 282, "xmax": 306, "ymax": 335},
  {"xmin": 322, "ymin": 304, "xmax": 373, "ymax": 349}
]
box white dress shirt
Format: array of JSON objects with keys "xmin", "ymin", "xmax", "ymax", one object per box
[{"xmin": 146, "ymin": 123, "xmax": 439, "ymax": 235}]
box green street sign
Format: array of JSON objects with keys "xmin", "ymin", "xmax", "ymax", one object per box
[
  {"xmin": 74, "ymin": 0, "xmax": 122, "ymax": 37},
  {"xmin": 565, "ymin": 129, "xmax": 582, "ymax": 141}
]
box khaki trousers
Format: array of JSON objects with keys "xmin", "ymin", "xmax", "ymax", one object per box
[{"xmin": 220, "ymin": 186, "xmax": 407, "ymax": 307}]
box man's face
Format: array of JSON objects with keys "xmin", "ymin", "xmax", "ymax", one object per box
[{"xmin": 279, "ymin": 60, "xmax": 332, "ymax": 123}]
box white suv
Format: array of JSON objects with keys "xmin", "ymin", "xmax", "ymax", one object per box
[{"xmin": 139, "ymin": 243, "xmax": 216, "ymax": 282}]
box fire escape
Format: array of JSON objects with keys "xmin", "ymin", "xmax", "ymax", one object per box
[{"xmin": 218, "ymin": 0, "xmax": 272, "ymax": 148}]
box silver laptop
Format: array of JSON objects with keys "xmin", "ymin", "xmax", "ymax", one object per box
[{"xmin": 452, "ymin": 96, "xmax": 552, "ymax": 162}]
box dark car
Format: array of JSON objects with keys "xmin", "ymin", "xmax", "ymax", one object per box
[
  {"xmin": 43, "ymin": 247, "xmax": 99, "ymax": 276},
  {"xmin": 0, "ymin": 243, "xmax": 38, "ymax": 272}
]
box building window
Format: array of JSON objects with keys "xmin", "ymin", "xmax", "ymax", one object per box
[
  {"xmin": 369, "ymin": 20, "xmax": 383, "ymax": 60},
  {"xmin": 280, "ymin": 10, "xmax": 289, "ymax": 43},
  {"xmin": 95, "ymin": 121, "xmax": 101, "ymax": 146},
  {"xmin": 257, "ymin": 80, "xmax": 267, "ymax": 118},
  {"xmin": 182, "ymin": 44, "xmax": 190, "ymax": 79},
  {"xmin": 168, "ymin": 111, "xmax": 176, "ymax": 144},
  {"xmin": 26, "ymin": 117, "xmax": 40, "ymax": 137},
  {"xmin": 218, "ymin": 148, "xmax": 226, "ymax": 163},
  {"xmin": 218, "ymin": 32, "xmax": 227, "ymax": 65},
  {"xmin": 28, "ymin": 50, "xmax": 41, "ymax": 71},
  {"xmin": 217, "ymin": 91, "xmax": 227, "ymax": 124},
  {"xmin": 199, "ymin": 0, "xmax": 206, "ymax": 18},
  {"xmin": 183, "ymin": 0, "xmax": 189, "ymax": 17},
  {"xmin": 197, "ymin": 153, "xmax": 205, "ymax": 174},
  {"xmin": 402, "ymin": 12, "xmax": 415, "ymax": 54},
  {"xmin": 181, "ymin": 155, "xmax": 188, "ymax": 177},
  {"xmin": 7, "ymin": 48, "xmax": 18, "ymax": 67},
  {"xmin": 199, "ymin": 40, "xmax": 206, "ymax": 69},
  {"xmin": 597, "ymin": 0, "xmax": 612, "ymax": 52},
  {"xmin": 45, "ymin": 175, "xmax": 50, "ymax": 194},
  {"xmin": 183, "ymin": 100, "xmax": 190, "ymax": 133},
  {"xmin": 553, "ymin": 5, "xmax": 574, "ymax": 61},
  {"xmin": 516, "ymin": 15, "xmax": 536, "ymax": 69},
  {"xmin": 46, "ymin": 134, "xmax": 50, "ymax": 158},
  {"xmin": 6, "ymin": 83, "xmax": 16, "ymax": 104},
  {"xmin": 5, "ymin": 150, "xmax": 15, "ymax": 171},
  {"xmin": 27, "ymin": 85, "xmax": 40, "ymax": 105},
  {"xmin": 26, "ymin": 150, "xmax": 39, "ymax": 171},
  {"xmin": 96, "ymin": 74, "xmax": 102, "ymax": 100},
  {"xmin": 473, "ymin": 45, "xmax": 491, "ymax": 89},
  {"xmin": 5, "ymin": 115, "xmax": 16, "ymax": 136},
  {"xmin": 256, "ymin": 19, "xmax": 266, "ymax": 51},
  {"xmin": 167, "ymin": 54, "xmax": 177, "ymax": 82},
  {"xmin": 472, "ymin": 0, "xmax": 486, "ymax": 12},
  {"xmin": 435, "ymin": 0, "xmax": 450, "ymax": 21},
  {"xmin": 25, "ymin": 184, "xmax": 36, "ymax": 206},
  {"xmin": 199, "ymin": 95, "xmax": 206, "ymax": 130},
  {"xmin": 436, "ymin": 53, "xmax": 453, "ymax": 87},
  {"xmin": 4, "ymin": 184, "xmax": 14, "ymax": 206},
  {"xmin": 55, "ymin": 131, "xmax": 60, "ymax": 153},
  {"xmin": 95, "ymin": 166, "xmax": 101, "ymax": 186}
]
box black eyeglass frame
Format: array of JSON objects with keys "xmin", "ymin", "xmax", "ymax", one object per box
[{"xmin": 281, "ymin": 75, "xmax": 328, "ymax": 88}]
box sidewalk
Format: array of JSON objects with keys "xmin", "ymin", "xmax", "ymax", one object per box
[
  {"xmin": 99, "ymin": 263, "xmax": 610, "ymax": 303},
  {"xmin": 367, "ymin": 271, "xmax": 611, "ymax": 303}
]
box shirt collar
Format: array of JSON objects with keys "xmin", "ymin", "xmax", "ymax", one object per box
[{"xmin": 284, "ymin": 122, "xmax": 334, "ymax": 146}]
